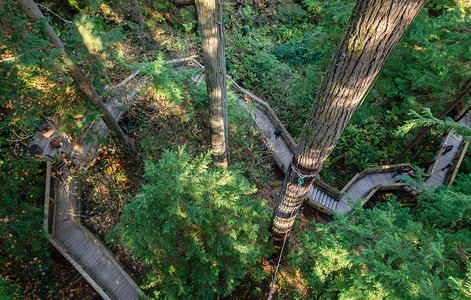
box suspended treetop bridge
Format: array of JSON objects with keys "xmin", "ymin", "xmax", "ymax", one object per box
[{"xmin": 29, "ymin": 57, "xmax": 469, "ymax": 299}]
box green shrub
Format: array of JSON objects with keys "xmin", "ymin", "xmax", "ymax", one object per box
[
  {"xmin": 276, "ymin": 2, "xmax": 306, "ymax": 25},
  {"xmin": 292, "ymin": 183, "xmax": 471, "ymax": 299},
  {"xmin": 109, "ymin": 147, "xmax": 273, "ymax": 299}
]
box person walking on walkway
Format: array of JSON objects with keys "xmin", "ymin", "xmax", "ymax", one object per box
[
  {"xmin": 442, "ymin": 163, "xmax": 453, "ymax": 171},
  {"xmin": 274, "ymin": 129, "xmax": 281, "ymax": 139},
  {"xmin": 442, "ymin": 145, "xmax": 454, "ymax": 156},
  {"xmin": 395, "ymin": 174, "xmax": 409, "ymax": 183},
  {"xmin": 392, "ymin": 167, "xmax": 409, "ymax": 178}
]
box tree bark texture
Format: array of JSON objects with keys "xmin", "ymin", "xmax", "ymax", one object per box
[
  {"xmin": 18, "ymin": 0, "xmax": 130, "ymax": 147},
  {"xmin": 195, "ymin": 0, "xmax": 230, "ymax": 167},
  {"xmin": 270, "ymin": 0, "xmax": 424, "ymax": 240},
  {"xmin": 129, "ymin": 0, "xmax": 146, "ymax": 29}
]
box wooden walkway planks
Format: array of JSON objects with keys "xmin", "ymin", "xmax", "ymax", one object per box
[
  {"xmin": 175, "ymin": 56, "xmax": 471, "ymax": 216},
  {"xmin": 238, "ymin": 95, "xmax": 338, "ymax": 213},
  {"xmin": 39, "ymin": 74, "xmax": 147, "ymax": 300},
  {"xmin": 40, "ymin": 59, "xmax": 471, "ymax": 300},
  {"xmin": 73, "ymin": 77, "xmax": 148, "ymax": 168},
  {"xmin": 340, "ymin": 112, "xmax": 471, "ymax": 211},
  {"xmin": 52, "ymin": 174, "xmax": 141, "ymax": 300},
  {"xmin": 228, "ymin": 58, "xmax": 471, "ymax": 214}
]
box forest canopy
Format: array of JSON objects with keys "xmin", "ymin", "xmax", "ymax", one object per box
[{"xmin": 1, "ymin": 0, "xmax": 471, "ymax": 298}]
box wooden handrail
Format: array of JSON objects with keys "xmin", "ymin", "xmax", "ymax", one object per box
[
  {"xmin": 306, "ymin": 198, "xmax": 334, "ymax": 215},
  {"xmin": 43, "ymin": 166, "xmax": 114, "ymax": 299},
  {"xmin": 47, "ymin": 236, "xmax": 114, "ymax": 300},
  {"xmin": 44, "ymin": 162, "xmax": 52, "ymax": 233},
  {"xmin": 70, "ymin": 219, "xmax": 145, "ymax": 296},
  {"xmin": 445, "ymin": 140, "xmax": 469, "ymax": 186},
  {"xmin": 341, "ymin": 163, "xmax": 413, "ymax": 193},
  {"xmin": 169, "ymin": 57, "xmax": 470, "ymax": 205},
  {"xmin": 313, "ymin": 179, "xmax": 343, "ymax": 199},
  {"xmin": 40, "ymin": 73, "xmax": 147, "ymax": 299},
  {"xmin": 423, "ymin": 132, "xmax": 451, "ymax": 177},
  {"xmin": 227, "ymin": 76, "xmax": 298, "ymax": 151},
  {"xmin": 361, "ymin": 183, "xmax": 408, "ymax": 206}
]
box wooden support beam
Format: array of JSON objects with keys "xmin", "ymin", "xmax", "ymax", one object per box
[{"xmin": 44, "ymin": 161, "xmax": 52, "ymax": 232}]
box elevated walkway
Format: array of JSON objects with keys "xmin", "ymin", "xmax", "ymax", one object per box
[
  {"xmin": 36, "ymin": 76, "xmax": 147, "ymax": 300},
  {"xmin": 174, "ymin": 57, "xmax": 470, "ymax": 215},
  {"xmin": 36, "ymin": 58, "xmax": 470, "ymax": 299}
]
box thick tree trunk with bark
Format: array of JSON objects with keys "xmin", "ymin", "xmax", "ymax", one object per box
[
  {"xmin": 270, "ymin": 0, "xmax": 424, "ymax": 241},
  {"xmin": 19, "ymin": 0, "xmax": 130, "ymax": 147},
  {"xmin": 129, "ymin": 0, "xmax": 146, "ymax": 29},
  {"xmin": 195, "ymin": 0, "xmax": 230, "ymax": 167}
]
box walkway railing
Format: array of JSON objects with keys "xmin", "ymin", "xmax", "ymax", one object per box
[
  {"xmin": 38, "ymin": 57, "xmax": 470, "ymax": 299},
  {"xmin": 43, "ymin": 162, "xmax": 115, "ymax": 300},
  {"xmin": 445, "ymin": 140, "xmax": 469, "ymax": 186},
  {"xmin": 37, "ymin": 74, "xmax": 147, "ymax": 299},
  {"xmin": 362, "ymin": 183, "xmax": 409, "ymax": 207},
  {"xmin": 173, "ymin": 57, "xmax": 343, "ymax": 201},
  {"xmin": 340, "ymin": 163, "xmax": 414, "ymax": 194},
  {"xmin": 170, "ymin": 57, "xmax": 469, "ymax": 214}
]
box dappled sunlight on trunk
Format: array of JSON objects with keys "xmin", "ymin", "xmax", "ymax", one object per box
[
  {"xmin": 196, "ymin": 0, "xmax": 229, "ymax": 167},
  {"xmin": 270, "ymin": 0, "xmax": 425, "ymax": 239}
]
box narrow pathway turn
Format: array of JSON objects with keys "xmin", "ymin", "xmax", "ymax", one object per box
[
  {"xmin": 35, "ymin": 76, "xmax": 148, "ymax": 300},
  {"xmin": 183, "ymin": 56, "xmax": 470, "ymax": 214}
]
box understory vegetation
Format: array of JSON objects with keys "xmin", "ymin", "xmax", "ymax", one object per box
[
  {"xmin": 1, "ymin": 0, "xmax": 471, "ymax": 298},
  {"xmin": 294, "ymin": 178, "xmax": 471, "ymax": 299}
]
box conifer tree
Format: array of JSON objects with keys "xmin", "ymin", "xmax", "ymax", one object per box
[
  {"xmin": 293, "ymin": 178, "xmax": 471, "ymax": 299},
  {"xmin": 270, "ymin": 0, "xmax": 424, "ymax": 241},
  {"xmin": 18, "ymin": 0, "xmax": 130, "ymax": 146},
  {"xmin": 392, "ymin": 79, "xmax": 471, "ymax": 163},
  {"xmin": 109, "ymin": 148, "xmax": 272, "ymax": 298},
  {"xmin": 396, "ymin": 108, "xmax": 471, "ymax": 139},
  {"xmin": 195, "ymin": 0, "xmax": 230, "ymax": 167}
]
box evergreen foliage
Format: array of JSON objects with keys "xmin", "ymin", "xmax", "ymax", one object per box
[
  {"xmin": 221, "ymin": 0, "xmax": 471, "ymax": 181},
  {"xmin": 396, "ymin": 108, "xmax": 471, "ymax": 140},
  {"xmin": 109, "ymin": 147, "xmax": 273, "ymax": 299},
  {"xmin": 1, "ymin": 0, "xmax": 470, "ymax": 296},
  {"xmin": 0, "ymin": 3, "xmax": 59, "ymax": 295},
  {"xmin": 0, "ymin": 152, "xmax": 50, "ymax": 297},
  {"xmin": 292, "ymin": 178, "xmax": 471, "ymax": 299},
  {"xmin": 0, "ymin": 116, "xmax": 52, "ymax": 296}
]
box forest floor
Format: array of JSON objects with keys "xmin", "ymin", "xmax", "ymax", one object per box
[{"xmin": 46, "ymin": 248, "xmax": 99, "ymax": 300}]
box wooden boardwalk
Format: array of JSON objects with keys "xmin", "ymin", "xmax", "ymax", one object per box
[
  {"xmin": 52, "ymin": 176, "xmax": 142, "ymax": 300},
  {"xmin": 339, "ymin": 113, "xmax": 471, "ymax": 211},
  {"xmin": 38, "ymin": 57, "xmax": 471, "ymax": 300},
  {"xmin": 37, "ymin": 76, "xmax": 147, "ymax": 300},
  {"xmin": 184, "ymin": 56, "xmax": 339, "ymax": 213},
  {"xmin": 181, "ymin": 55, "xmax": 469, "ymax": 215},
  {"xmin": 180, "ymin": 56, "xmax": 470, "ymax": 215},
  {"xmin": 241, "ymin": 100, "xmax": 339, "ymax": 213},
  {"xmin": 246, "ymin": 93, "xmax": 471, "ymax": 213}
]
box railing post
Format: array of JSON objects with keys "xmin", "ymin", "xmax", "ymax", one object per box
[{"xmin": 44, "ymin": 161, "xmax": 52, "ymax": 233}]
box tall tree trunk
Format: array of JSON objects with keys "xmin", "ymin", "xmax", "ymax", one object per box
[
  {"xmin": 126, "ymin": 0, "xmax": 158, "ymax": 52},
  {"xmin": 18, "ymin": 0, "xmax": 130, "ymax": 147},
  {"xmin": 391, "ymin": 78, "xmax": 471, "ymax": 163},
  {"xmin": 195, "ymin": 0, "xmax": 230, "ymax": 167},
  {"xmin": 270, "ymin": 0, "xmax": 424, "ymax": 241},
  {"xmin": 129, "ymin": 0, "xmax": 146, "ymax": 29}
]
